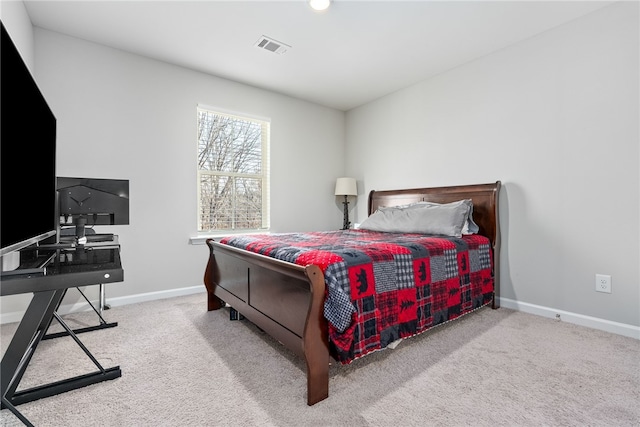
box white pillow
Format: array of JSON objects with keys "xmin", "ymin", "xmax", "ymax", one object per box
[{"xmin": 361, "ymin": 199, "xmax": 471, "ymax": 237}]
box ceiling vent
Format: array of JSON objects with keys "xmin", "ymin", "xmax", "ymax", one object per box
[{"xmin": 254, "ymin": 35, "xmax": 291, "ymax": 55}]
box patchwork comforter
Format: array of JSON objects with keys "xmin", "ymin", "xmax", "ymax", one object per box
[{"xmin": 220, "ymin": 229, "xmax": 494, "ymax": 364}]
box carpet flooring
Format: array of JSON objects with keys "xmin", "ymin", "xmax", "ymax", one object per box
[{"xmin": 1, "ymin": 292, "xmax": 638, "ymax": 426}]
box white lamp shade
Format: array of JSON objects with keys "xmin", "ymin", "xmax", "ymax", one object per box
[
  {"xmin": 309, "ymin": 0, "xmax": 331, "ymax": 11},
  {"xmin": 335, "ymin": 177, "xmax": 357, "ymax": 196}
]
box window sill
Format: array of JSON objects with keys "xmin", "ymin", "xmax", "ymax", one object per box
[
  {"xmin": 189, "ymin": 236, "xmax": 215, "ymax": 245},
  {"xmin": 189, "ymin": 231, "xmax": 270, "ymax": 245}
]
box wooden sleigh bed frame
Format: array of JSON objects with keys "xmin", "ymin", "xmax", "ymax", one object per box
[{"xmin": 203, "ymin": 181, "xmax": 501, "ymax": 405}]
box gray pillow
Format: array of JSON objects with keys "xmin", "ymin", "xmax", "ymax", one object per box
[
  {"xmin": 461, "ymin": 201, "xmax": 479, "ymax": 234},
  {"xmin": 361, "ymin": 199, "xmax": 471, "ymax": 237},
  {"xmin": 378, "ymin": 199, "xmax": 479, "ymax": 234}
]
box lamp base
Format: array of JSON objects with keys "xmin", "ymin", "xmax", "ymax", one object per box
[{"xmin": 342, "ymin": 196, "xmax": 350, "ymax": 230}]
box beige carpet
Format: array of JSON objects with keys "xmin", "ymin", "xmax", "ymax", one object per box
[{"xmin": 1, "ymin": 292, "xmax": 638, "ymax": 426}]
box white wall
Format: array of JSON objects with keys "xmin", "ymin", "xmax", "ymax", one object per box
[
  {"xmin": 0, "ymin": 1, "xmax": 33, "ymax": 70},
  {"xmin": 1, "ymin": 27, "xmax": 345, "ymax": 318},
  {"xmin": 346, "ymin": 2, "xmax": 639, "ymax": 329}
]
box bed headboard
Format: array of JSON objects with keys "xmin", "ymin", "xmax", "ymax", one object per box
[
  {"xmin": 368, "ymin": 181, "xmax": 501, "ymax": 249},
  {"xmin": 368, "ymin": 181, "xmax": 501, "ymax": 307}
]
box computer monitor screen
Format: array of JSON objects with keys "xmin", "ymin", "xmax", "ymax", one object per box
[{"xmin": 57, "ymin": 177, "xmax": 129, "ymax": 237}]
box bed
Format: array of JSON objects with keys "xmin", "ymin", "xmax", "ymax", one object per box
[{"xmin": 203, "ymin": 181, "xmax": 501, "ymax": 405}]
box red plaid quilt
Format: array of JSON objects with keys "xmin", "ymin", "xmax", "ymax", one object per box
[{"xmin": 220, "ymin": 229, "xmax": 494, "ymax": 364}]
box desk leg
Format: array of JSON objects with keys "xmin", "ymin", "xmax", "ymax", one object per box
[
  {"xmin": 1, "ymin": 396, "xmax": 34, "ymax": 427},
  {"xmin": 42, "ymin": 286, "xmax": 117, "ymax": 340},
  {"xmin": 1, "ymin": 289, "xmax": 121, "ymax": 410},
  {"xmin": 99, "ymin": 284, "xmax": 110, "ymax": 312},
  {"xmin": 1, "ymin": 290, "xmax": 62, "ymax": 402}
]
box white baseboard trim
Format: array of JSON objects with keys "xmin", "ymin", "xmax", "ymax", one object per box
[
  {"xmin": 0, "ymin": 285, "xmax": 206, "ymax": 325},
  {"xmin": 105, "ymin": 285, "xmax": 206, "ymax": 308},
  {"xmin": 499, "ymin": 297, "xmax": 640, "ymax": 340}
]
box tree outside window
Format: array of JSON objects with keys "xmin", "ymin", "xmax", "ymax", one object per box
[{"xmin": 197, "ymin": 107, "xmax": 270, "ymax": 232}]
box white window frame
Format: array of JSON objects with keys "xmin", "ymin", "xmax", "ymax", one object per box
[{"xmin": 196, "ymin": 105, "xmax": 270, "ymax": 234}]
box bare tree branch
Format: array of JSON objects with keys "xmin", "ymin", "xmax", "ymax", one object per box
[{"xmin": 197, "ymin": 110, "xmax": 267, "ymax": 231}]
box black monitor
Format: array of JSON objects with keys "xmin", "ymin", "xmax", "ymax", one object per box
[
  {"xmin": 57, "ymin": 177, "xmax": 129, "ymax": 242},
  {"xmin": 0, "ymin": 23, "xmax": 58, "ymax": 262}
]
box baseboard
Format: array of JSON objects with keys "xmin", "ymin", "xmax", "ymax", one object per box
[
  {"xmin": 0, "ymin": 285, "xmax": 206, "ymax": 325},
  {"xmin": 105, "ymin": 285, "xmax": 206, "ymax": 308},
  {"xmin": 499, "ymin": 297, "xmax": 640, "ymax": 340}
]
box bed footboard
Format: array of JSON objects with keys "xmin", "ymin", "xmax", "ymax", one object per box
[{"xmin": 203, "ymin": 239, "xmax": 330, "ymax": 405}]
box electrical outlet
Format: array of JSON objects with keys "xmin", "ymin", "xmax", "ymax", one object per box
[{"xmin": 595, "ymin": 274, "xmax": 611, "ymax": 293}]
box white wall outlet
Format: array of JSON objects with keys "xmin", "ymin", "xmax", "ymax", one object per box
[{"xmin": 595, "ymin": 274, "xmax": 611, "ymax": 293}]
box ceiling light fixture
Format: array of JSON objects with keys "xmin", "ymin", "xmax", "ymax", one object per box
[{"xmin": 309, "ymin": 0, "xmax": 331, "ymax": 12}]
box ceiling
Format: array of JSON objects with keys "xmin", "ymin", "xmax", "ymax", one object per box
[{"xmin": 24, "ymin": 0, "xmax": 613, "ymax": 111}]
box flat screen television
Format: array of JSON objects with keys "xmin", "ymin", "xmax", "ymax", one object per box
[{"xmin": 0, "ymin": 22, "xmax": 58, "ymax": 259}]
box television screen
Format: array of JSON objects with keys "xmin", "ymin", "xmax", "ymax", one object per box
[{"xmin": 0, "ymin": 22, "xmax": 58, "ymax": 256}]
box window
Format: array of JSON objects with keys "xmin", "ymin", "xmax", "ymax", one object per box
[{"xmin": 197, "ymin": 107, "xmax": 270, "ymax": 232}]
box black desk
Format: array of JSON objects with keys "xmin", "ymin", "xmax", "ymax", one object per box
[{"xmin": 0, "ymin": 245, "xmax": 123, "ymax": 419}]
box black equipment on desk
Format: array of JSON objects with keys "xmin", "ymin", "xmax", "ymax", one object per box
[
  {"xmin": 57, "ymin": 177, "xmax": 129, "ymax": 244},
  {"xmin": 59, "ymin": 228, "xmax": 116, "ymax": 245}
]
